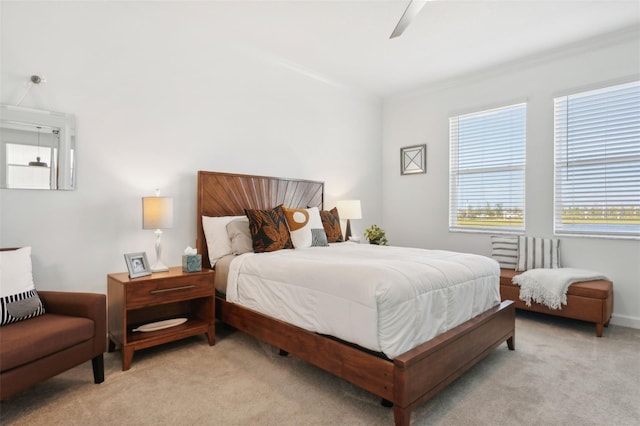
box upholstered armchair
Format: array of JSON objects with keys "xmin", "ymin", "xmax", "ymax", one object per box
[{"xmin": 0, "ymin": 248, "xmax": 106, "ymax": 399}]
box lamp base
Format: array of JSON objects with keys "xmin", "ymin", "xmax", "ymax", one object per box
[
  {"xmin": 345, "ymin": 219, "xmax": 353, "ymax": 242},
  {"xmin": 150, "ymin": 260, "xmax": 169, "ymax": 273},
  {"xmin": 151, "ymin": 228, "xmax": 169, "ymax": 272}
]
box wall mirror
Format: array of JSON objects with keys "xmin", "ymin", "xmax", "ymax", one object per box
[{"xmin": 0, "ymin": 104, "xmax": 76, "ymax": 190}]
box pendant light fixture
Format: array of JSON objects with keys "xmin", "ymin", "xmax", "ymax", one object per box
[{"xmin": 28, "ymin": 126, "xmax": 48, "ymax": 168}]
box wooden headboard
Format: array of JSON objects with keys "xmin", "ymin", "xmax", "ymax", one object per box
[{"xmin": 196, "ymin": 171, "xmax": 324, "ymax": 269}]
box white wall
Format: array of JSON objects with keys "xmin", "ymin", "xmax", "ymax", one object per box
[
  {"xmin": 0, "ymin": 2, "xmax": 382, "ymax": 292},
  {"xmin": 382, "ymin": 28, "xmax": 640, "ymax": 328}
]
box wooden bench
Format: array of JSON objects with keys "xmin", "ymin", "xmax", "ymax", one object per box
[{"xmin": 499, "ymin": 268, "xmax": 613, "ymax": 337}]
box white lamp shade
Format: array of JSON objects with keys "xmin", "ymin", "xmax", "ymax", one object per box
[
  {"xmin": 142, "ymin": 197, "xmax": 174, "ymax": 229},
  {"xmin": 337, "ymin": 200, "xmax": 362, "ymax": 220}
]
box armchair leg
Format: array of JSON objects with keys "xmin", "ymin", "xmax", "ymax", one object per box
[{"xmin": 92, "ymin": 354, "xmax": 105, "ymax": 384}]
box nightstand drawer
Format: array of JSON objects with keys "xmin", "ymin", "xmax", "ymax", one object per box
[{"xmin": 126, "ymin": 274, "xmax": 212, "ymax": 308}]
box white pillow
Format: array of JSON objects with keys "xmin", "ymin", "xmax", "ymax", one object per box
[
  {"xmin": 202, "ymin": 215, "xmax": 245, "ymax": 266},
  {"xmin": 282, "ymin": 207, "xmax": 324, "ymax": 249},
  {"xmin": 226, "ymin": 218, "xmax": 253, "ymax": 255},
  {"xmin": 0, "ymin": 247, "xmax": 45, "ymax": 325}
]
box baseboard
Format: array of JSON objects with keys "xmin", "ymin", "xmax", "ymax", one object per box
[{"xmin": 610, "ymin": 314, "xmax": 640, "ymax": 330}]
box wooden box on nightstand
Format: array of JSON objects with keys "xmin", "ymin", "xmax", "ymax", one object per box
[{"xmin": 107, "ymin": 267, "xmax": 215, "ymax": 370}]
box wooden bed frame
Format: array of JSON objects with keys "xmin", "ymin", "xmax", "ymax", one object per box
[{"xmin": 196, "ymin": 170, "xmax": 515, "ymax": 426}]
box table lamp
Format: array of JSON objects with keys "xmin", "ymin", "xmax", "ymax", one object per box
[
  {"xmin": 336, "ymin": 199, "xmax": 362, "ymax": 242},
  {"xmin": 142, "ymin": 190, "xmax": 173, "ymax": 272}
]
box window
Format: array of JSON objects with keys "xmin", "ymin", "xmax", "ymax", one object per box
[
  {"xmin": 5, "ymin": 143, "xmax": 53, "ymax": 190},
  {"xmin": 554, "ymin": 81, "xmax": 640, "ymax": 238},
  {"xmin": 449, "ymin": 103, "xmax": 526, "ymax": 233}
]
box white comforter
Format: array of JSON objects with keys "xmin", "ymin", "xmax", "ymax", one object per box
[{"xmin": 227, "ymin": 243, "xmax": 500, "ymax": 359}]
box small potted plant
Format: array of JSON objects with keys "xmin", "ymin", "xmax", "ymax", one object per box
[{"xmin": 364, "ymin": 224, "xmax": 388, "ymax": 245}]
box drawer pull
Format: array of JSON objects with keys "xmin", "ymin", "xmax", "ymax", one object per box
[{"xmin": 150, "ymin": 285, "xmax": 196, "ymax": 294}]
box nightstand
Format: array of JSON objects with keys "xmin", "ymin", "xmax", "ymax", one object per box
[{"xmin": 107, "ymin": 267, "xmax": 215, "ymax": 370}]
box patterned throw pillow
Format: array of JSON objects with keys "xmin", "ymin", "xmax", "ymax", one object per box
[
  {"xmin": 282, "ymin": 207, "xmax": 324, "ymax": 249},
  {"xmin": 320, "ymin": 207, "xmax": 343, "ymax": 243},
  {"xmin": 245, "ymin": 205, "xmax": 293, "ymax": 253},
  {"xmin": 1, "ymin": 247, "xmax": 45, "ymax": 326},
  {"xmin": 516, "ymin": 236, "xmax": 561, "ymax": 271},
  {"xmin": 490, "ymin": 236, "xmax": 519, "ymax": 269}
]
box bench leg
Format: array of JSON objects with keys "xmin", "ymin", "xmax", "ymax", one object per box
[{"xmin": 596, "ymin": 323, "xmax": 603, "ymax": 337}]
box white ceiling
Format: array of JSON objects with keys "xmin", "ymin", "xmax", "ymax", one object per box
[{"xmin": 212, "ymin": 0, "xmax": 640, "ymax": 97}]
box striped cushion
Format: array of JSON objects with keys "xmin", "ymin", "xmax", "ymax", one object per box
[
  {"xmin": 1, "ymin": 289, "xmax": 45, "ymax": 325},
  {"xmin": 491, "ymin": 236, "xmax": 519, "ymax": 269},
  {"xmin": 516, "ymin": 236, "xmax": 561, "ymax": 271}
]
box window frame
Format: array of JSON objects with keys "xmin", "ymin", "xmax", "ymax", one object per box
[
  {"xmin": 449, "ymin": 102, "xmax": 527, "ymax": 234},
  {"xmin": 553, "ymin": 80, "xmax": 640, "ymax": 239}
]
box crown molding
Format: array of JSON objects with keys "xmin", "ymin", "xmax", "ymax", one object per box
[{"xmin": 388, "ymin": 24, "xmax": 640, "ymax": 101}]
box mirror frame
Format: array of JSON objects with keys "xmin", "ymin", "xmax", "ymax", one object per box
[{"xmin": 0, "ymin": 104, "xmax": 76, "ymax": 190}]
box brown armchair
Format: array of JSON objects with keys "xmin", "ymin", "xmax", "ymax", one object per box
[{"xmin": 0, "ymin": 291, "xmax": 106, "ymax": 399}]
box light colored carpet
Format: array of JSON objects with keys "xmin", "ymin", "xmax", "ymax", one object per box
[{"xmin": 2, "ymin": 311, "xmax": 639, "ymax": 425}]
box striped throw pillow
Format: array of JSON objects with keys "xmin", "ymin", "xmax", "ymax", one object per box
[
  {"xmin": 516, "ymin": 236, "xmax": 561, "ymax": 271},
  {"xmin": 490, "ymin": 236, "xmax": 519, "ymax": 269}
]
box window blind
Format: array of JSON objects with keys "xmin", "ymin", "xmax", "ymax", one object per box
[
  {"xmin": 449, "ymin": 103, "xmax": 526, "ymax": 233},
  {"xmin": 554, "ymin": 80, "xmax": 640, "ymax": 238}
]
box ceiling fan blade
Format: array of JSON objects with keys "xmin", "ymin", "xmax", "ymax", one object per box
[{"xmin": 390, "ymin": 0, "xmax": 428, "ymax": 39}]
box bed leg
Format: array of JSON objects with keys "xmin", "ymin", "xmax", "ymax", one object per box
[
  {"xmin": 393, "ymin": 405, "xmax": 410, "ymax": 426},
  {"xmin": 381, "ymin": 398, "xmax": 393, "ymax": 407},
  {"xmin": 278, "ymin": 349, "xmax": 289, "ymax": 356},
  {"xmin": 507, "ymin": 335, "xmax": 515, "ymax": 350}
]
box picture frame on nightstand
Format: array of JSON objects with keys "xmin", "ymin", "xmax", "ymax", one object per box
[{"xmin": 124, "ymin": 252, "xmax": 152, "ymax": 278}]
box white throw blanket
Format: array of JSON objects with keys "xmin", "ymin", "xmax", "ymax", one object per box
[{"xmin": 512, "ymin": 268, "xmax": 609, "ymax": 310}]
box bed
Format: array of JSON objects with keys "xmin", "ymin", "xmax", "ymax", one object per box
[{"xmin": 196, "ymin": 170, "xmax": 515, "ymax": 426}]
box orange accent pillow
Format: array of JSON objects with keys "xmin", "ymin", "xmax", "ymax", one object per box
[{"xmin": 282, "ymin": 207, "xmax": 325, "ymax": 248}]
